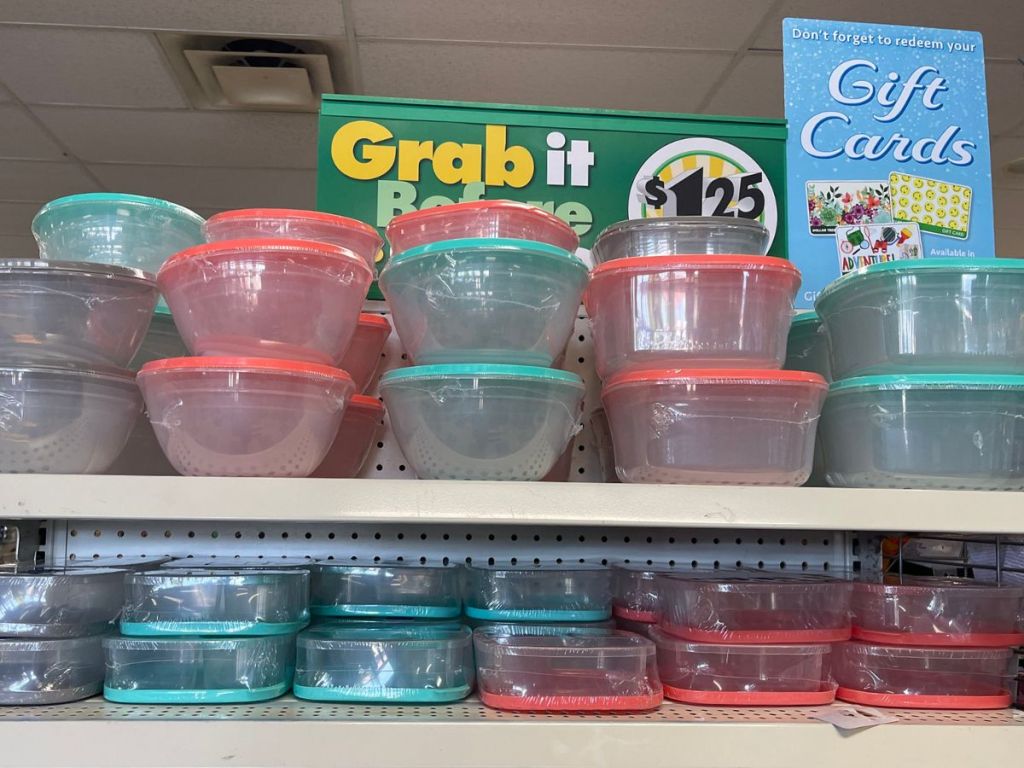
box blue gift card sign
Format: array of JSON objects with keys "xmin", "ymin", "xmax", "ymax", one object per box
[{"xmin": 783, "ymin": 18, "xmax": 994, "ymax": 307}]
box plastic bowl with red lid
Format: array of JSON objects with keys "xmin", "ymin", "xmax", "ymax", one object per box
[
  {"xmin": 601, "ymin": 369, "xmax": 827, "ymax": 485},
  {"xmin": 851, "ymin": 578, "xmax": 1024, "ymax": 647},
  {"xmin": 158, "ymin": 239, "xmax": 373, "ymax": 365},
  {"xmin": 385, "ymin": 200, "xmax": 579, "ymax": 255},
  {"xmin": 137, "ymin": 357, "xmax": 355, "ymax": 477},
  {"xmin": 338, "ymin": 314, "xmax": 391, "ymax": 393},
  {"xmin": 203, "ymin": 209, "xmax": 383, "ymax": 271},
  {"xmin": 311, "ymin": 395, "xmax": 384, "ymax": 478},
  {"xmin": 585, "ymin": 256, "xmax": 800, "ymax": 378}
]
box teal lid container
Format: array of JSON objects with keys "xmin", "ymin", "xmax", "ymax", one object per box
[{"xmin": 310, "ymin": 562, "xmax": 461, "ymax": 619}]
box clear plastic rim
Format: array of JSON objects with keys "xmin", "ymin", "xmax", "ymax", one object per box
[
  {"xmin": 298, "ymin": 625, "xmax": 472, "ymax": 647},
  {"xmin": 205, "ymin": 208, "xmax": 381, "ymax": 239},
  {"xmin": 649, "ymin": 626, "xmax": 832, "ymax": 655},
  {"xmin": 384, "ymin": 237, "xmax": 585, "ymax": 271},
  {"xmin": 0, "ymin": 258, "xmax": 156, "ymax": 284},
  {"xmin": 839, "ymin": 641, "xmax": 1015, "ymax": 660},
  {"xmin": 595, "ymin": 215, "xmax": 769, "ymax": 238},
  {"xmin": 161, "ymin": 237, "xmax": 373, "ymax": 278},
  {"xmin": 0, "ymin": 364, "xmax": 137, "ymax": 386}
]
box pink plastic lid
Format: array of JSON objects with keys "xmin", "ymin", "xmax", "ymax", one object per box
[
  {"xmin": 161, "ymin": 238, "xmax": 373, "ymax": 279},
  {"xmin": 139, "ymin": 356, "xmax": 355, "ymax": 384},
  {"xmin": 603, "ymin": 368, "xmax": 828, "ymax": 394},
  {"xmin": 347, "ymin": 394, "xmax": 385, "ymax": 414},
  {"xmin": 356, "ymin": 313, "xmax": 391, "ymax": 330},
  {"xmin": 664, "ymin": 684, "xmax": 836, "ymax": 707},
  {"xmin": 205, "ymin": 209, "xmax": 380, "ymax": 238},
  {"xmin": 386, "ymin": 200, "xmax": 579, "ymax": 250},
  {"xmin": 661, "ymin": 622, "xmax": 851, "ymax": 644},
  {"xmin": 851, "ymin": 627, "xmax": 1024, "ymax": 648},
  {"xmin": 590, "ymin": 254, "xmax": 800, "ymax": 279},
  {"xmin": 479, "ymin": 690, "xmax": 662, "ymax": 712},
  {"xmin": 836, "ymin": 687, "xmax": 1012, "ymax": 710}
]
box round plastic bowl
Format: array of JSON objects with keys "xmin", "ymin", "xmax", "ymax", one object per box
[
  {"xmin": 310, "ymin": 395, "xmax": 384, "ymax": 478},
  {"xmin": 379, "ymin": 238, "xmax": 588, "ymax": 366},
  {"xmin": 0, "ymin": 365, "xmax": 141, "ymax": 474},
  {"xmin": 834, "ymin": 642, "xmax": 1016, "ymax": 709},
  {"xmin": 602, "ymin": 369, "xmax": 827, "ymax": 485},
  {"xmin": 339, "ymin": 314, "xmax": 391, "ymax": 393},
  {"xmin": 158, "ymin": 239, "xmax": 373, "ymax": 365},
  {"xmin": 137, "ymin": 357, "xmax": 354, "ymax": 477},
  {"xmin": 0, "ymin": 259, "xmax": 159, "ymax": 368},
  {"xmin": 310, "ymin": 563, "xmax": 461, "ymax": 618},
  {"xmin": 0, "ymin": 635, "xmax": 105, "ymax": 705},
  {"xmin": 586, "ymin": 256, "xmax": 800, "ymax": 378},
  {"xmin": 385, "ymin": 200, "xmax": 579, "ymax": 255},
  {"xmin": 651, "ymin": 628, "xmax": 836, "ymax": 706},
  {"xmin": 592, "ymin": 216, "xmax": 770, "ymax": 263},
  {"xmin": 851, "ymin": 578, "xmax": 1024, "ymax": 646},
  {"xmin": 464, "ymin": 565, "xmax": 611, "ymax": 622},
  {"xmin": 816, "ymin": 259, "xmax": 1024, "ymax": 378},
  {"xmin": 204, "ymin": 209, "xmax": 383, "ymax": 271},
  {"xmin": 785, "ymin": 311, "xmax": 832, "ymax": 381},
  {"xmin": 611, "ymin": 564, "xmax": 669, "ymax": 623},
  {"xmin": 819, "ymin": 375, "xmax": 1024, "ymax": 490},
  {"xmin": 380, "ymin": 364, "xmax": 584, "ymax": 481},
  {"xmin": 0, "ymin": 568, "xmax": 124, "ymax": 638},
  {"xmin": 32, "ymin": 193, "xmax": 204, "ymax": 273}
]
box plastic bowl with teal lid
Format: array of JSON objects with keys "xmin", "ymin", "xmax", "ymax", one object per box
[
  {"xmin": 784, "ymin": 311, "xmax": 832, "ymax": 382},
  {"xmin": 103, "ymin": 634, "xmax": 293, "ymax": 704},
  {"xmin": 310, "ymin": 562, "xmax": 461, "ymax": 619},
  {"xmin": 293, "ymin": 624, "xmax": 474, "ymax": 703},
  {"xmin": 464, "ymin": 564, "xmax": 612, "ymax": 622},
  {"xmin": 378, "ymin": 238, "xmax": 588, "ymax": 366},
  {"xmin": 815, "ymin": 258, "xmax": 1024, "ymax": 379},
  {"xmin": 380, "ymin": 364, "xmax": 584, "ymax": 481},
  {"xmin": 819, "ymin": 374, "xmax": 1024, "ymax": 490},
  {"xmin": 119, "ymin": 569, "xmax": 310, "ymax": 636}
]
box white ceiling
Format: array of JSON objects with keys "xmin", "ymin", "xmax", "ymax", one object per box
[{"xmin": 0, "ymin": 0, "xmax": 1020, "ymax": 256}]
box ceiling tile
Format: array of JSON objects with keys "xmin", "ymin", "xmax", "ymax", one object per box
[
  {"xmin": 0, "ymin": 234, "xmax": 39, "ymax": 258},
  {"xmin": 992, "ymin": 137, "xmax": 1024, "ymax": 190},
  {"xmin": 360, "ymin": 42, "xmax": 733, "ymax": 111},
  {"xmin": 987, "ymin": 61, "xmax": 1024, "ymax": 137},
  {"xmin": 87, "ymin": 164, "xmax": 316, "ymax": 210},
  {"xmin": 0, "ymin": 202, "xmax": 40, "ymax": 236},
  {"xmin": 33, "ymin": 107, "xmax": 317, "ymax": 168},
  {"xmin": 0, "ymin": 105, "xmax": 65, "ymax": 160},
  {"xmin": 0, "ymin": 160, "xmax": 100, "ymax": 203},
  {"xmin": 702, "ymin": 52, "xmax": 782, "ymax": 117},
  {"xmin": 0, "ymin": 26, "xmax": 187, "ymax": 108}
]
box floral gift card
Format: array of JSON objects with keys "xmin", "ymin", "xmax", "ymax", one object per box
[{"xmin": 806, "ymin": 180, "xmax": 891, "ymax": 235}]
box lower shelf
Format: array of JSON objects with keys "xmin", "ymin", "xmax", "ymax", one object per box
[{"xmin": 2, "ymin": 696, "xmax": 1021, "ymax": 768}]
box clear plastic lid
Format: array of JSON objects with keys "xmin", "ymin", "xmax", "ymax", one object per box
[
  {"xmin": 0, "ymin": 258, "xmax": 155, "ymax": 283},
  {"xmin": 474, "ymin": 629, "xmax": 655, "ymax": 658},
  {"xmin": 298, "ymin": 624, "xmax": 471, "ymax": 649}
]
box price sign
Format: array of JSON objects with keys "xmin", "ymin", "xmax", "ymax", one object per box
[{"xmin": 638, "ymin": 169, "xmax": 766, "ymax": 219}]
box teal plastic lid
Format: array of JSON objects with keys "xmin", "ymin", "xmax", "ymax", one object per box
[
  {"xmin": 34, "ymin": 193, "xmax": 204, "ymax": 224},
  {"xmin": 790, "ymin": 310, "xmax": 821, "ymax": 328},
  {"xmin": 830, "ymin": 374, "xmax": 1024, "ymax": 395},
  {"xmin": 387, "ymin": 237, "xmax": 584, "ymax": 270},
  {"xmin": 381, "ymin": 363, "xmax": 584, "ymax": 387}
]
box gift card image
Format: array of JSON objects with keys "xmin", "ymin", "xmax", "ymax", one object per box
[
  {"xmin": 889, "ymin": 173, "xmax": 971, "ymax": 240},
  {"xmin": 805, "ymin": 180, "xmax": 892, "ymax": 235},
  {"xmin": 834, "ymin": 223, "xmax": 923, "ymax": 275}
]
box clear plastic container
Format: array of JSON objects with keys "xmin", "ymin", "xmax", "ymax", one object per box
[
  {"xmin": 834, "ymin": 641, "xmax": 1015, "ymax": 709},
  {"xmin": 657, "ymin": 573, "xmax": 852, "ymax": 643},
  {"xmin": 385, "ymin": 200, "xmax": 579, "ymax": 255},
  {"xmin": 820, "ymin": 375, "xmax": 1024, "ymax": 490},
  {"xmin": 784, "ymin": 311, "xmax": 832, "ymax": 381},
  {"xmin": 379, "ymin": 238, "xmax": 588, "ymax": 366},
  {"xmin": 32, "ymin": 193, "xmax": 204, "ymax": 274},
  {"xmin": 602, "ymin": 369, "xmax": 827, "ymax": 485},
  {"xmin": 591, "ymin": 216, "xmax": 770, "ymax": 263},
  {"xmin": 464, "ymin": 565, "xmax": 611, "ymax": 622},
  {"xmin": 137, "ymin": 357, "xmax": 355, "ymax": 477},
  {"xmin": 203, "ymin": 209, "xmax": 383, "ymax": 271},
  {"xmin": 158, "ymin": 239, "xmax": 373, "ymax": 365},
  {"xmin": 103, "ymin": 634, "xmax": 294, "ymax": 704},
  {"xmin": 311, "ymin": 395, "xmax": 384, "ymax": 479},
  {"xmin": 589, "ymin": 407, "xmax": 619, "ymax": 483},
  {"xmin": 585, "ymin": 256, "xmax": 800, "ymax": 378},
  {"xmin": 310, "ymin": 563, "xmax": 461, "ymax": 618},
  {"xmin": 0, "ymin": 259, "xmax": 159, "ymax": 368},
  {"xmin": 651, "ymin": 627, "xmax": 835, "ymax": 706},
  {"xmin": 294, "ymin": 624, "xmax": 473, "ymax": 702},
  {"xmin": 474, "ymin": 628, "xmax": 662, "ymax": 711},
  {"xmin": 339, "ymin": 314, "xmax": 391, "ymax": 393},
  {"xmin": 611, "ymin": 564, "xmax": 670, "ymax": 623},
  {"xmin": 0, "ymin": 635, "xmax": 105, "ymax": 704},
  {"xmin": 851, "ymin": 578, "xmax": 1024, "ymax": 646},
  {"xmin": 816, "ymin": 259, "xmax": 1024, "ymax": 379},
  {"xmin": 380, "ymin": 364, "xmax": 584, "ymax": 481},
  {"xmin": 0, "ymin": 568, "xmax": 124, "ymax": 638},
  {"xmin": 0, "ymin": 365, "xmax": 142, "ymax": 474},
  {"xmin": 128, "ymin": 309, "xmax": 188, "ymax": 371},
  {"xmin": 120, "ymin": 569, "xmax": 309, "ymax": 636}
]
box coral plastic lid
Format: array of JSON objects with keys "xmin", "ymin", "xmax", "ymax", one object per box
[
  {"xmin": 835, "ymin": 687, "xmax": 1011, "ymax": 710},
  {"xmin": 603, "ymin": 368, "xmax": 828, "ymax": 393},
  {"xmin": 348, "ymin": 394, "xmax": 384, "ymax": 413},
  {"xmin": 479, "ymin": 690, "xmax": 662, "ymax": 712},
  {"xmin": 612, "ymin": 606, "xmax": 659, "ymax": 623},
  {"xmin": 387, "ymin": 199, "xmax": 574, "ymax": 231},
  {"xmin": 851, "ymin": 627, "xmax": 1024, "ymax": 647},
  {"xmin": 161, "ymin": 238, "xmax": 373, "ymax": 277},
  {"xmin": 139, "ymin": 356, "xmax": 354, "ymax": 384},
  {"xmin": 205, "ymin": 208, "xmax": 380, "ymax": 238},
  {"xmin": 664, "ymin": 685, "xmax": 836, "ymax": 706},
  {"xmin": 590, "ymin": 254, "xmax": 800, "ymax": 278},
  {"xmin": 356, "ymin": 313, "xmax": 390, "ymax": 329}
]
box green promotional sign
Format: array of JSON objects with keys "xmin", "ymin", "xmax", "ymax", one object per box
[{"xmin": 317, "ymin": 95, "xmax": 787, "ymax": 297}]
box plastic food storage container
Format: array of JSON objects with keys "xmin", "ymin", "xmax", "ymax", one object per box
[
  {"xmin": 834, "ymin": 642, "xmax": 1015, "ymax": 709},
  {"xmin": 379, "ymin": 239, "xmax": 587, "ymax": 366},
  {"xmin": 120, "ymin": 569, "xmax": 309, "ymax": 636},
  {"xmin": 611, "ymin": 564, "xmax": 670, "ymax": 623},
  {"xmin": 589, "ymin": 407, "xmax": 619, "ymax": 483},
  {"xmin": 657, "ymin": 574, "xmax": 852, "ymax": 643},
  {"xmin": 785, "ymin": 311, "xmax": 832, "ymax": 381},
  {"xmin": 204, "ymin": 209, "xmax": 383, "ymax": 271},
  {"xmin": 158, "ymin": 239, "xmax": 373, "ymax": 365},
  {"xmin": 0, "ymin": 635, "xmax": 105, "ymax": 705},
  {"xmin": 32, "ymin": 193, "xmax": 204, "ymax": 274},
  {"xmin": 602, "ymin": 369, "xmax": 827, "ymax": 485},
  {"xmin": 138, "ymin": 357, "xmax": 354, "ymax": 477},
  {"xmin": 586, "ymin": 256, "xmax": 800, "ymax": 378},
  {"xmin": 816, "ymin": 259, "xmax": 1024, "ymax": 379},
  {"xmin": 294, "ymin": 624, "xmax": 473, "ymax": 702},
  {"xmin": 310, "ymin": 563, "xmax": 461, "ymax": 618},
  {"xmin": 651, "ymin": 628, "xmax": 835, "ymax": 706},
  {"xmin": 381, "ymin": 365, "xmax": 584, "ymax": 481},
  {"xmin": 0, "ymin": 365, "xmax": 142, "ymax": 474},
  {"xmin": 0, "ymin": 259, "xmax": 159, "ymax": 368},
  {"xmin": 385, "ymin": 200, "xmax": 579, "ymax": 255},
  {"xmin": 819, "ymin": 375, "xmax": 1024, "ymax": 490},
  {"xmin": 0, "ymin": 568, "xmax": 124, "ymax": 638},
  {"xmin": 129, "ymin": 308, "xmax": 189, "ymax": 371},
  {"xmin": 311, "ymin": 395, "xmax": 384, "ymax": 478},
  {"xmin": 851, "ymin": 578, "xmax": 1024, "ymax": 646},
  {"xmin": 464, "ymin": 565, "xmax": 611, "ymax": 622},
  {"xmin": 592, "ymin": 216, "xmax": 770, "ymax": 263},
  {"xmin": 474, "ymin": 628, "xmax": 662, "ymax": 711},
  {"xmin": 103, "ymin": 635, "xmax": 293, "ymax": 704},
  {"xmin": 339, "ymin": 314, "xmax": 391, "ymax": 393}
]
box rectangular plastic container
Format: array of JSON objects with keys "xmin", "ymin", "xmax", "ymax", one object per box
[
  {"xmin": 0, "ymin": 635, "xmax": 105, "ymax": 705},
  {"xmin": 310, "ymin": 563, "xmax": 461, "ymax": 618},
  {"xmin": 0, "ymin": 568, "xmax": 124, "ymax": 638},
  {"xmin": 611, "ymin": 564, "xmax": 668, "ymax": 623},
  {"xmin": 474, "ymin": 628, "xmax": 662, "ymax": 711},
  {"xmin": 464, "ymin": 565, "xmax": 611, "ymax": 622}
]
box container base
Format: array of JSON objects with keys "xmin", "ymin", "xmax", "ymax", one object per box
[
  {"xmin": 663, "ymin": 684, "xmax": 836, "ymax": 707},
  {"xmin": 103, "ymin": 682, "xmax": 290, "ymax": 704},
  {"xmin": 479, "ymin": 689, "xmax": 662, "ymax": 712},
  {"xmin": 851, "ymin": 627, "xmax": 1024, "ymax": 647},
  {"xmin": 293, "ymin": 684, "xmax": 471, "ymax": 703},
  {"xmin": 835, "ymin": 687, "xmax": 1011, "ymax": 710}
]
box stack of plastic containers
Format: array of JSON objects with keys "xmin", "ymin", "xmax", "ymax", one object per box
[
  {"xmin": 378, "ymin": 201, "xmax": 587, "ymax": 481},
  {"xmin": 587, "ymin": 216, "xmax": 827, "ymax": 485},
  {"xmin": 611, "ymin": 563, "xmax": 667, "ymax": 637}
]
